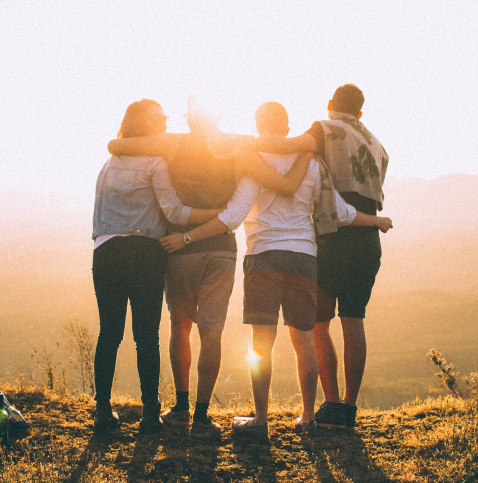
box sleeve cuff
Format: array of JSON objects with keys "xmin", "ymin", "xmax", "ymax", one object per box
[
  {"xmin": 347, "ymin": 206, "xmax": 357, "ymax": 225},
  {"xmin": 217, "ymin": 211, "xmax": 234, "ymax": 233},
  {"xmin": 178, "ymin": 206, "xmax": 192, "ymax": 226}
]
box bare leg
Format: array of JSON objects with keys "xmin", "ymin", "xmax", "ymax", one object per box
[
  {"xmin": 289, "ymin": 326, "xmax": 319, "ymax": 423},
  {"xmin": 313, "ymin": 321, "xmax": 341, "ymax": 403},
  {"xmin": 247, "ymin": 325, "xmax": 277, "ymax": 426},
  {"xmin": 341, "ymin": 317, "xmax": 366, "ymax": 406},
  {"xmin": 196, "ymin": 329, "xmax": 223, "ymax": 403},
  {"xmin": 169, "ymin": 318, "xmax": 193, "ymax": 392}
]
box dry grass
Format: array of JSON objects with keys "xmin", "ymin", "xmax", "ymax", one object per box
[{"xmin": 0, "ymin": 384, "xmax": 477, "ymax": 482}]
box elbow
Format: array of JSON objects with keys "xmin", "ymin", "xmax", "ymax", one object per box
[
  {"xmin": 107, "ymin": 140, "xmax": 117, "ymax": 155},
  {"xmin": 278, "ymin": 186, "xmax": 295, "ymax": 197}
]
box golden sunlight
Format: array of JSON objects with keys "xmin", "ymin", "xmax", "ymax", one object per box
[{"xmin": 246, "ymin": 347, "xmax": 261, "ymax": 371}]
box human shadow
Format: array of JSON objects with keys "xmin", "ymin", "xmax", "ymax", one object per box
[
  {"xmin": 301, "ymin": 428, "xmax": 394, "ymax": 482},
  {"xmin": 231, "ymin": 436, "xmax": 278, "ymax": 482},
  {"xmin": 125, "ymin": 431, "xmax": 164, "ymax": 482},
  {"xmin": 186, "ymin": 435, "xmax": 221, "ymax": 482},
  {"xmin": 64, "ymin": 429, "xmax": 131, "ymax": 483},
  {"xmin": 157, "ymin": 426, "xmax": 222, "ymax": 482}
]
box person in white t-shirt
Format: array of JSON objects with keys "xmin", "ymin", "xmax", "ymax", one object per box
[{"xmin": 160, "ymin": 102, "xmax": 392, "ymax": 438}]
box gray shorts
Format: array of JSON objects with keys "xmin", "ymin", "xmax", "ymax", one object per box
[{"xmin": 165, "ymin": 250, "xmax": 237, "ymax": 331}]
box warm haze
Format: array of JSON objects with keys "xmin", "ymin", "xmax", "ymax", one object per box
[{"xmin": 1, "ymin": 2, "xmax": 478, "ymax": 409}]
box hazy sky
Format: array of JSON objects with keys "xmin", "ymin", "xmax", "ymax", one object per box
[{"xmin": 2, "ymin": 1, "xmax": 477, "ymax": 210}]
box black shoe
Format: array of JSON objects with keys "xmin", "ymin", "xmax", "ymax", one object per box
[
  {"xmin": 161, "ymin": 408, "xmax": 191, "ymax": 427},
  {"xmin": 315, "ymin": 401, "xmax": 346, "ymax": 429},
  {"xmin": 344, "ymin": 404, "xmax": 358, "ymax": 429},
  {"xmin": 191, "ymin": 416, "xmax": 221, "ymax": 438},
  {"xmin": 94, "ymin": 402, "xmax": 119, "ymax": 434},
  {"xmin": 139, "ymin": 403, "xmax": 163, "ymax": 435}
]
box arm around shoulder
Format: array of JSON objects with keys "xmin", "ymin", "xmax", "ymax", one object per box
[
  {"xmin": 107, "ymin": 133, "xmax": 181, "ymax": 162},
  {"xmin": 239, "ymin": 132, "xmax": 316, "ymax": 154},
  {"xmin": 236, "ymin": 149, "xmax": 313, "ymax": 197}
]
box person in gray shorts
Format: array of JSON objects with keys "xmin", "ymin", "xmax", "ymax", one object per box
[
  {"xmin": 108, "ymin": 96, "xmax": 312, "ymax": 437},
  {"xmin": 160, "ymin": 102, "xmax": 392, "ymax": 437}
]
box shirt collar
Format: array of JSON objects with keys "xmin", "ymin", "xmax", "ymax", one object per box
[{"xmin": 330, "ymin": 111, "xmax": 358, "ymax": 121}]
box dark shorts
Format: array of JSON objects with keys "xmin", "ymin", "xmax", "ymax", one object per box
[
  {"xmin": 316, "ymin": 227, "xmax": 381, "ymax": 321},
  {"xmin": 243, "ymin": 250, "xmax": 318, "ymax": 331}
]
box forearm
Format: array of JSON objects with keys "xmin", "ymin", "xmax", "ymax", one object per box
[
  {"xmin": 350, "ymin": 212, "xmax": 379, "ymax": 227},
  {"xmin": 159, "ymin": 216, "xmax": 229, "ymax": 253},
  {"xmin": 188, "ymin": 208, "xmax": 223, "ymax": 224},
  {"xmin": 351, "ymin": 212, "xmax": 393, "ymax": 232},
  {"xmin": 108, "ymin": 136, "xmax": 161, "ymax": 156},
  {"xmin": 189, "ymin": 217, "xmax": 228, "ymax": 242},
  {"xmin": 281, "ymin": 152, "xmax": 314, "ymax": 196},
  {"xmin": 238, "ymin": 133, "xmax": 316, "ymax": 154},
  {"xmin": 237, "ymin": 150, "xmax": 311, "ymax": 197}
]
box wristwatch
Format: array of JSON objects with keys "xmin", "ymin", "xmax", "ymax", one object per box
[{"xmin": 183, "ymin": 232, "xmax": 192, "ymax": 245}]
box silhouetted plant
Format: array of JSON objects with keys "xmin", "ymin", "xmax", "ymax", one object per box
[
  {"xmin": 63, "ymin": 319, "xmax": 95, "ymax": 395},
  {"xmin": 428, "ymin": 349, "xmax": 478, "ymax": 400},
  {"xmin": 31, "ymin": 343, "xmax": 60, "ymax": 390}
]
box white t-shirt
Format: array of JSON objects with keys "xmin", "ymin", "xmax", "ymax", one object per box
[{"xmin": 218, "ymin": 153, "xmax": 356, "ymax": 257}]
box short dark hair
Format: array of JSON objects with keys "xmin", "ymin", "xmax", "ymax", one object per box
[
  {"xmin": 255, "ymin": 102, "xmax": 289, "ymax": 136},
  {"xmin": 118, "ymin": 99, "xmax": 164, "ymax": 138},
  {"xmin": 331, "ymin": 84, "xmax": 364, "ymax": 117}
]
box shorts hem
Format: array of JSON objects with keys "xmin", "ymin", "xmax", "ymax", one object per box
[
  {"xmin": 243, "ymin": 317, "xmax": 278, "ymax": 326},
  {"xmin": 315, "ymin": 314, "xmax": 336, "ymax": 323},
  {"xmin": 337, "ymin": 311, "xmax": 366, "ymax": 320}
]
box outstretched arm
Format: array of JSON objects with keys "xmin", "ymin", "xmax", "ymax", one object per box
[
  {"xmin": 351, "ymin": 212, "xmax": 393, "ymax": 233},
  {"xmin": 108, "ymin": 133, "xmax": 181, "ymax": 163},
  {"xmin": 188, "ymin": 208, "xmax": 224, "ymax": 224},
  {"xmin": 160, "ymin": 177, "xmax": 259, "ymax": 253},
  {"xmin": 332, "ymin": 186, "xmax": 393, "ymax": 233},
  {"xmin": 235, "ymin": 149, "xmax": 313, "ymax": 197},
  {"xmin": 160, "ymin": 217, "xmax": 229, "ymax": 254},
  {"xmin": 238, "ymin": 132, "xmax": 317, "ymax": 154}
]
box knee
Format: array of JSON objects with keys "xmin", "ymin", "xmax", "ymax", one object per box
[
  {"xmin": 97, "ymin": 328, "xmax": 124, "ymax": 349},
  {"xmin": 135, "ymin": 334, "xmax": 160, "ymax": 352},
  {"xmin": 171, "ymin": 319, "xmax": 193, "ymax": 339},
  {"xmin": 199, "ymin": 329, "xmax": 222, "ymax": 346},
  {"xmin": 252, "ymin": 326, "xmax": 276, "ymax": 355}
]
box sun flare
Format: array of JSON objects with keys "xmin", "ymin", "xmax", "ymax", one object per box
[{"xmin": 246, "ymin": 348, "xmax": 261, "ymax": 371}]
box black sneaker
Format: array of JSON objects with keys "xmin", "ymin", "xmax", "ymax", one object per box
[
  {"xmin": 161, "ymin": 408, "xmax": 190, "ymax": 427},
  {"xmin": 315, "ymin": 401, "xmax": 346, "ymax": 429},
  {"xmin": 139, "ymin": 403, "xmax": 163, "ymax": 435},
  {"xmin": 191, "ymin": 416, "xmax": 221, "ymax": 438},
  {"xmin": 344, "ymin": 404, "xmax": 358, "ymax": 429},
  {"xmin": 94, "ymin": 403, "xmax": 119, "ymax": 434}
]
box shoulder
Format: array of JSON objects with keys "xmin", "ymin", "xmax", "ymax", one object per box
[{"xmin": 307, "ymin": 121, "xmax": 324, "ymax": 136}]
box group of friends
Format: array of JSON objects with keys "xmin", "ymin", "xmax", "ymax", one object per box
[{"xmin": 92, "ymin": 84, "xmax": 393, "ymax": 438}]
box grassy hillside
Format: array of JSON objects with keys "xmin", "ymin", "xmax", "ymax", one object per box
[{"xmin": 0, "ymin": 385, "xmax": 477, "ymax": 482}]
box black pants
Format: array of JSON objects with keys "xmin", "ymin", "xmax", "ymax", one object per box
[{"xmin": 93, "ymin": 236, "xmax": 167, "ymax": 406}]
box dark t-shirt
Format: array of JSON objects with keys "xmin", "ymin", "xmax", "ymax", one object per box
[{"xmin": 168, "ymin": 132, "xmax": 237, "ymax": 254}]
